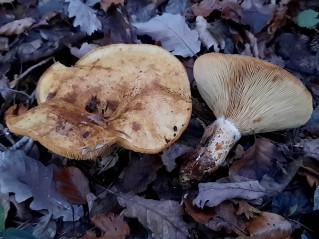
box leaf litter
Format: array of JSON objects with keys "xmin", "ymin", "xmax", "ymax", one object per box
[{"xmin": 0, "ymin": 0, "xmax": 319, "ymax": 238}]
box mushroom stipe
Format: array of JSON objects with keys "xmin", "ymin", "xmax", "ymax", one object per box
[{"xmin": 180, "ymin": 53, "xmax": 313, "ymax": 184}]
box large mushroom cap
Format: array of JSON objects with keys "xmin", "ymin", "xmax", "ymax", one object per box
[
  {"xmin": 6, "ymin": 44, "xmax": 192, "ymax": 159},
  {"xmin": 193, "ymin": 53, "xmax": 313, "ymax": 135}
]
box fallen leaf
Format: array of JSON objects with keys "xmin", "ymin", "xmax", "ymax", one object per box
[
  {"xmin": 0, "ymin": 193, "xmax": 9, "ymax": 231},
  {"xmin": 53, "ymin": 166, "xmax": 90, "ymax": 204},
  {"xmin": 69, "ymin": 42, "xmax": 99, "ymax": 58},
  {"xmin": 100, "ymin": 0, "xmax": 124, "ymax": 12},
  {"xmin": 90, "ymin": 213, "xmax": 130, "ymax": 239},
  {"xmin": 0, "ymin": 18, "xmax": 35, "ymax": 36},
  {"xmin": 65, "ymin": 0, "xmax": 102, "ymax": 35},
  {"xmin": 165, "ymin": 0, "xmax": 188, "ymax": 15},
  {"xmin": 191, "ymin": 0, "xmax": 241, "ymax": 22},
  {"xmin": 299, "ymin": 157, "xmax": 319, "ymax": 187},
  {"xmin": 195, "ymin": 16, "xmax": 221, "ymax": 51},
  {"xmin": 297, "ymin": 9, "xmax": 319, "ymax": 29},
  {"xmin": 260, "ymin": 158, "xmax": 302, "ymax": 196},
  {"xmin": 272, "ymin": 187, "xmax": 311, "ymax": 218},
  {"xmin": 118, "ymin": 153, "xmax": 162, "ymax": 193},
  {"xmin": 229, "ymin": 138, "xmax": 286, "ymax": 181},
  {"xmin": 193, "ymin": 179, "xmax": 265, "ymax": 208},
  {"xmin": 300, "ymin": 138, "xmax": 319, "ymax": 161},
  {"xmin": 32, "ymin": 214, "xmax": 57, "ymax": 239},
  {"xmin": 161, "ymin": 143, "xmax": 192, "ymax": 172},
  {"xmin": 117, "ymin": 194, "xmax": 189, "ymax": 239},
  {"xmin": 241, "ymin": 3, "xmax": 276, "ymax": 33},
  {"xmin": 0, "ymin": 150, "xmax": 83, "ymax": 221},
  {"xmin": 305, "ymin": 105, "xmax": 319, "ymax": 136},
  {"xmin": 237, "ymin": 212, "xmax": 292, "ymax": 239},
  {"xmin": 184, "ymin": 198, "xmax": 246, "ymax": 235},
  {"xmin": 133, "ymin": 13, "xmax": 200, "ymax": 57}
]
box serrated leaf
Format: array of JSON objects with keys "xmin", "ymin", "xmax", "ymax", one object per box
[
  {"xmin": 297, "ymin": 9, "xmax": 319, "ymax": 29},
  {"xmin": 193, "ymin": 180, "xmax": 265, "ymax": 208},
  {"xmin": 133, "ymin": 13, "xmax": 200, "ymax": 57},
  {"xmin": 65, "ymin": 0, "xmax": 102, "ymax": 35},
  {"xmin": 117, "ymin": 194, "xmax": 189, "ymax": 239},
  {"xmin": 0, "ymin": 150, "xmax": 83, "ymax": 221}
]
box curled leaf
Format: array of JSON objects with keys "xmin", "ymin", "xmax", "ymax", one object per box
[{"xmin": 0, "ymin": 18, "xmax": 35, "ymax": 36}]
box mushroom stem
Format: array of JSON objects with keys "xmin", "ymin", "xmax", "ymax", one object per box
[{"xmin": 180, "ymin": 118, "xmax": 241, "ymax": 183}]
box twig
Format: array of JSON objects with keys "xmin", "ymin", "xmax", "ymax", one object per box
[{"xmin": 12, "ymin": 57, "xmax": 54, "ymax": 86}]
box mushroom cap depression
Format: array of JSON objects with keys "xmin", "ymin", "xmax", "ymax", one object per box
[
  {"xmin": 6, "ymin": 44, "xmax": 192, "ymax": 159},
  {"xmin": 193, "ymin": 53, "xmax": 313, "ymax": 135}
]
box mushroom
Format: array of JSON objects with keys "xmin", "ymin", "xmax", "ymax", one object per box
[
  {"xmin": 180, "ymin": 53, "xmax": 313, "ymax": 183},
  {"xmin": 6, "ymin": 44, "xmax": 192, "ymax": 159}
]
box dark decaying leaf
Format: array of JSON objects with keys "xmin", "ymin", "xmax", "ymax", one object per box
[
  {"xmin": 53, "ymin": 166, "xmax": 90, "ymax": 204},
  {"xmin": 184, "ymin": 199, "xmax": 247, "ymax": 235},
  {"xmin": 229, "ymin": 138, "xmax": 286, "ymax": 181},
  {"xmin": 272, "ymin": 187, "xmax": 311, "ymax": 218},
  {"xmin": 118, "ymin": 153, "xmax": 163, "ymax": 193},
  {"xmin": 117, "ymin": 194, "xmax": 189, "ymax": 239},
  {"xmin": 260, "ymin": 158, "xmax": 302, "ymax": 196},
  {"xmin": 0, "ymin": 150, "xmax": 83, "ymax": 221},
  {"xmin": 299, "ymin": 157, "xmax": 319, "ymax": 187},
  {"xmin": 161, "ymin": 143, "xmax": 193, "ymax": 172},
  {"xmin": 90, "ymin": 213, "xmax": 130, "ymax": 239},
  {"xmin": 32, "ymin": 214, "xmax": 57, "ymax": 239},
  {"xmin": 304, "ymin": 105, "xmax": 319, "ymax": 136},
  {"xmin": 193, "ymin": 179, "xmax": 265, "ymax": 208},
  {"xmin": 100, "ymin": 0, "xmax": 124, "ymax": 12},
  {"xmin": 237, "ymin": 212, "xmax": 292, "ymax": 239}
]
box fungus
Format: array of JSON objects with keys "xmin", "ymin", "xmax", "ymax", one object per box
[
  {"xmin": 180, "ymin": 53, "xmax": 313, "ymax": 183},
  {"xmin": 6, "ymin": 44, "xmax": 192, "ymax": 159}
]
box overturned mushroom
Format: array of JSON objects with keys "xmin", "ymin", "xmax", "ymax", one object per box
[
  {"xmin": 6, "ymin": 44, "xmax": 192, "ymax": 159},
  {"xmin": 180, "ymin": 53, "xmax": 313, "ymax": 183}
]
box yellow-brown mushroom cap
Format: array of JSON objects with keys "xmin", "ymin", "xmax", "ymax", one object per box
[
  {"xmin": 193, "ymin": 53, "xmax": 313, "ymax": 135},
  {"xmin": 6, "ymin": 44, "xmax": 192, "ymax": 159}
]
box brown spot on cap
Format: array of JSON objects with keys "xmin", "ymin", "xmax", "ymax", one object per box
[
  {"xmin": 253, "ymin": 117, "xmax": 262, "ymax": 124},
  {"xmin": 83, "ymin": 131, "xmax": 90, "ymax": 138},
  {"xmin": 132, "ymin": 122, "xmax": 141, "ymax": 131},
  {"xmin": 215, "ymin": 142, "xmax": 224, "ymax": 150},
  {"xmin": 85, "ymin": 96, "xmax": 100, "ymax": 113},
  {"xmin": 46, "ymin": 92, "xmax": 56, "ymax": 101}
]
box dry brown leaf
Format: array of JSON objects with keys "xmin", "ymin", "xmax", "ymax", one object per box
[
  {"xmin": 235, "ymin": 200, "xmax": 260, "ymax": 219},
  {"xmin": 53, "ymin": 166, "xmax": 90, "ymax": 204},
  {"xmin": 100, "ymin": 0, "xmax": 124, "ymax": 12},
  {"xmin": 299, "ymin": 157, "xmax": 319, "ymax": 187},
  {"xmin": 184, "ymin": 198, "xmax": 246, "ymax": 235},
  {"xmin": 229, "ymin": 138, "xmax": 286, "ymax": 181},
  {"xmin": 191, "ymin": 0, "xmax": 241, "ymax": 21},
  {"xmin": 91, "ymin": 213, "xmax": 130, "ymax": 239},
  {"xmin": 237, "ymin": 212, "xmax": 292, "ymax": 239},
  {"xmin": 0, "ymin": 18, "xmax": 35, "ymax": 36}
]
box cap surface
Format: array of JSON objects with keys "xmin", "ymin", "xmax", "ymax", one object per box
[
  {"xmin": 6, "ymin": 44, "xmax": 192, "ymax": 159},
  {"xmin": 193, "ymin": 53, "xmax": 313, "ymax": 135}
]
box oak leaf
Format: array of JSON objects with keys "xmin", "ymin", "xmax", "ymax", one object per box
[{"xmin": 118, "ymin": 194, "xmax": 189, "ymax": 239}]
